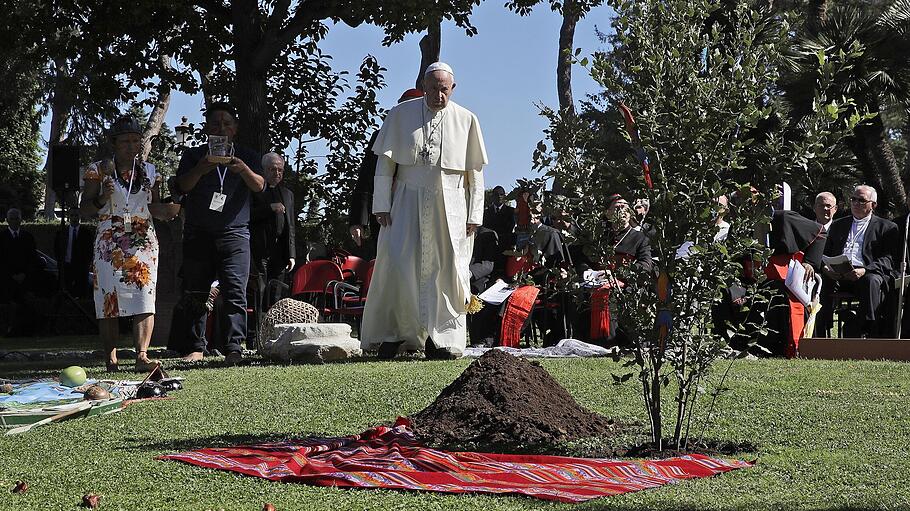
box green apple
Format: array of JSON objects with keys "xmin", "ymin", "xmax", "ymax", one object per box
[{"xmin": 60, "ymin": 366, "xmax": 87, "ymax": 387}]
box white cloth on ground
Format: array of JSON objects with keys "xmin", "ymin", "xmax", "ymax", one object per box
[{"xmin": 463, "ymin": 339, "xmax": 618, "ymax": 358}]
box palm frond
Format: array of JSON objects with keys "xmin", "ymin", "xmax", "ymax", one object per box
[{"xmin": 879, "ymin": 0, "xmax": 910, "ymax": 35}]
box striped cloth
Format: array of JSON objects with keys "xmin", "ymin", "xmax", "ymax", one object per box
[{"xmin": 159, "ymin": 418, "xmax": 752, "ymax": 503}]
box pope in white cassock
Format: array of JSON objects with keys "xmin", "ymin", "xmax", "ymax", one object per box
[{"xmin": 360, "ymin": 62, "xmax": 487, "ymax": 359}]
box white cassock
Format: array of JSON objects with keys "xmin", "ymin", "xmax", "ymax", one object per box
[{"xmin": 360, "ymin": 97, "xmax": 487, "ymax": 353}]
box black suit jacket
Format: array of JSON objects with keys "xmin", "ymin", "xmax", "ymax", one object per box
[
  {"xmin": 483, "ymin": 204, "xmax": 516, "ymax": 246},
  {"xmin": 470, "ymin": 226, "xmax": 499, "ymax": 293},
  {"xmin": 824, "ymin": 214, "xmax": 897, "ymax": 278},
  {"xmin": 251, "ymin": 184, "xmax": 296, "ymax": 273},
  {"xmin": 0, "ymin": 228, "xmax": 40, "ymax": 279},
  {"xmin": 348, "ymin": 131, "xmax": 380, "ymax": 228},
  {"xmin": 54, "ymin": 224, "xmax": 95, "ymax": 271}
]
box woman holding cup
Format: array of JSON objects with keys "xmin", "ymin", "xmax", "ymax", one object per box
[{"xmin": 80, "ymin": 115, "xmax": 175, "ymax": 372}]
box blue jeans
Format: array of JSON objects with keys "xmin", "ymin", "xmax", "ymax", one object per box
[{"xmin": 181, "ymin": 231, "xmax": 250, "ymax": 354}]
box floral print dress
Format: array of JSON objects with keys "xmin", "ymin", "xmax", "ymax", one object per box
[{"xmin": 84, "ymin": 161, "xmax": 159, "ymax": 319}]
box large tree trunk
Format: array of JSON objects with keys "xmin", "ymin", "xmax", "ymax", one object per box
[
  {"xmin": 846, "ymin": 131, "xmax": 883, "ymax": 192},
  {"xmin": 551, "ymin": 3, "xmax": 579, "ymax": 196},
  {"xmin": 42, "ymin": 58, "xmax": 72, "ymax": 220},
  {"xmin": 805, "ymin": 0, "xmax": 828, "ymax": 34},
  {"xmin": 857, "ymin": 112, "xmax": 906, "ymax": 214},
  {"xmin": 557, "ymin": 4, "xmax": 578, "ymax": 114},
  {"xmin": 416, "ymin": 23, "xmax": 441, "ymax": 89},
  {"xmin": 231, "ymin": 0, "xmax": 272, "ymax": 153},
  {"xmin": 142, "ymin": 54, "xmax": 173, "ymax": 161}
]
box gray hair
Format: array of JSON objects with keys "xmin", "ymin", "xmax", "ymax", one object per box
[
  {"xmin": 261, "ymin": 152, "xmax": 284, "ymax": 168},
  {"xmin": 815, "ymin": 191, "xmax": 836, "ymax": 204},
  {"xmin": 855, "ymin": 185, "xmax": 877, "ymax": 203}
]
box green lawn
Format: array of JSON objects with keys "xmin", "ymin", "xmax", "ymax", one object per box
[{"xmin": 1, "ymin": 356, "xmax": 909, "ymax": 510}]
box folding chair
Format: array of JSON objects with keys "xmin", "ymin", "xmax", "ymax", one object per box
[
  {"xmin": 290, "ymin": 260, "xmax": 344, "ymax": 319},
  {"xmin": 332, "ymin": 260, "xmax": 375, "ymax": 331}
]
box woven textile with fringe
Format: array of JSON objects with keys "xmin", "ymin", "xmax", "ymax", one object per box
[{"xmin": 159, "ymin": 417, "xmax": 753, "ymax": 503}]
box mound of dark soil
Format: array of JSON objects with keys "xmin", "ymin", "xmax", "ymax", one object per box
[{"xmin": 410, "ymin": 350, "xmax": 619, "ymax": 448}]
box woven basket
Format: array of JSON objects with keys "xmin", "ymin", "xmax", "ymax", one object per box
[{"xmin": 257, "ymin": 298, "xmax": 319, "ymax": 353}]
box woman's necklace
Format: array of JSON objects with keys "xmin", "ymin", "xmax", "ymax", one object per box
[{"xmin": 113, "ymin": 155, "xmax": 138, "ymax": 232}]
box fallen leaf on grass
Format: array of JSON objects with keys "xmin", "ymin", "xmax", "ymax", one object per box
[
  {"xmin": 263, "ymin": 504, "xmax": 277, "ymax": 511},
  {"xmin": 11, "ymin": 480, "xmax": 28, "ymax": 493},
  {"xmin": 81, "ymin": 493, "xmax": 101, "ymax": 508}
]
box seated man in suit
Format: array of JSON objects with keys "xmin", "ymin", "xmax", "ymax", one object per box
[
  {"xmin": 818, "ymin": 185, "xmax": 897, "ymax": 338},
  {"xmin": 467, "ymin": 226, "xmax": 499, "ymax": 346},
  {"xmin": 0, "ymin": 208, "xmax": 42, "ymax": 335},
  {"xmin": 483, "ymin": 185, "xmax": 516, "ymax": 277}
]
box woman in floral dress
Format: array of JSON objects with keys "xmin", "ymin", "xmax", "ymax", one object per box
[{"xmin": 80, "ymin": 116, "xmax": 170, "ymax": 372}]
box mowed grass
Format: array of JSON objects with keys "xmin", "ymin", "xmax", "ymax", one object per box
[{"xmin": 1, "ymin": 356, "xmax": 909, "ymax": 510}]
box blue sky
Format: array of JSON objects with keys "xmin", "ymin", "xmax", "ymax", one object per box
[{"xmin": 49, "ymin": 2, "xmax": 615, "ymax": 189}]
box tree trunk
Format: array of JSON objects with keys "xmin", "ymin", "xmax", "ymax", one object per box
[
  {"xmin": 416, "ymin": 23, "xmax": 441, "ymax": 89},
  {"xmin": 805, "ymin": 0, "xmax": 828, "ymax": 34},
  {"xmin": 846, "ymin": 132, "xmax": 883, "ymax": 196},
  {"xmin": 230, "ymin": 0, "xmax": 270, "ymax": 153},
  {"xmin": 902, "ymin": 119, "xmax": 910, "ymax": 200},
  {"xmin": 857, "ymin": 112, "xmax": 906, "ymax": 214},
  {"xmin": 42, "ymin": 58, "xmax": 72, "ymax": 220},
  {"xmin": 650, "ymin": 370, "xmax": 662, "ymax": 448},
  {"xmin": 142, "ymin": 54, "xmax": 173, "ymax": 161},
  {"xmin": 551, "ymin": 3, "xmax": 579, "ymax": 196},
  {"xmin": 557, "ymin": 5, "xmax": 578, "ymax": 115}
]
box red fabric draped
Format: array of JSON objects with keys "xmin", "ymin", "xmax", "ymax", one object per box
[
  {"xmin": 765, "ymin": 252, "xmax": 805, "ymax": 358},
  {"xmin": 590, "ymin": 286, "xmax": 611, "ymax": 339},
  {"xmin": 499, "ymin": 286, "xmax": 539, "ymax": 348},
  {"xmin": 159, "ymin": 418, "xmax": 753, "ymax": 503}
]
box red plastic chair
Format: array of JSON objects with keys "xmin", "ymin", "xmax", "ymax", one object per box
[
  {"xmin": 290, "ymin": 260, "xmax": 345, "ymax": 316},
  {"xmin": 334, "ymin": 260, "xmax": 376, "ymax": 330},
  {"xmin": 340, "ymin": 255, "xmax": 371, "ymax": 282}
]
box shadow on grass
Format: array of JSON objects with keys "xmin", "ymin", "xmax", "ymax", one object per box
[{"xmin": 119, "ymin": 430, "xmax": 338, "ymax": 453}]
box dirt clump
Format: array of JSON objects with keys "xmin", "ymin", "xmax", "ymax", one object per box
[{"xmin": 410, "ymin": 349, "xmax": 619, "ymax": 449}]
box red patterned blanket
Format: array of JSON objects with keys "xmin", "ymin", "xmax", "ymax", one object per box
[{"xmin": 159, "ymin": 418, "xmax": 752, "ymax": 503}]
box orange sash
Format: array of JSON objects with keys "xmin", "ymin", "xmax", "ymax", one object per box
[
  {"xmin": 500, "ymin": 286, "xmax": 540, "ymax": 348},
  {"xmin": 764, "ymin": 252, "xmax": 804, "ymax": 358}
]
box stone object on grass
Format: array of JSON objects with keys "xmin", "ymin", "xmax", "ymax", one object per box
[{"xmin": 260, "ymin": 323, "xmax": 361, "ymax": 363}]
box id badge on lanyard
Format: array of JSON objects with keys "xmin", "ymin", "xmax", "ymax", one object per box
[{"xmin": 210, "ymin": 165, "xmax": 229, "ymax": 212}]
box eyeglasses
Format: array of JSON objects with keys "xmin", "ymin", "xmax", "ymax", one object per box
[{"xmin": 849, "ymin": 196, "xmax": 872, "ymax": 205}]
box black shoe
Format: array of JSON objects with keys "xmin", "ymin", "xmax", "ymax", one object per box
[
  {"xmin": 377, "ymin": 341, "xmax": 403, "ymax": 360},
  {"xmin": 425, "ymin": 341, "xmax": 459, "ymax": 360}
]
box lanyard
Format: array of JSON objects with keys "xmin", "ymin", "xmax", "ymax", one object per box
[
  {"xmin": 113, "ymin": 155, "xmax": 138, "ymax": 209},
  {"xmin": 212, "ymin": 146, "xmax": 235, "ymax": 193}
]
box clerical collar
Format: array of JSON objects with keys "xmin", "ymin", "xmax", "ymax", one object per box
[{"xmin": 851, "ymin": 214, "xmax": 872, "ymax": 225}]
